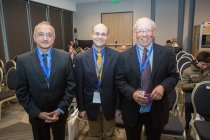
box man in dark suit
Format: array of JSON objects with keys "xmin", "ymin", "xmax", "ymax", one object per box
[
  {"xmin": 16, "ymin": 21, "xmax": 76, "ymax": 140},
  {"xmin": 115, "ymin": 17, "xmax": 179, "ymax": 140},
  {"xmin": 74, "ymin": 23, "xmax": 120, "ymax": 140}
]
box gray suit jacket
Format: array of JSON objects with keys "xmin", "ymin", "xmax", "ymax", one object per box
[{"xmin": 16, "ymin": 48, "xmax": 76, "ymax": 120}]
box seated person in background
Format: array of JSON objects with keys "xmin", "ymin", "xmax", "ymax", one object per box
[
  {"xmin": 171, "ymin": 37, "xmax": 179, "ymax": 47},
  {"xmin": 120, "ymin": 44, "xmax": 128, "ymax": 52},
  {"xmin": 180, "ymin": 51, "xmax": 210, "ymax": 133},
  {"xmin": 165, "ymin": 40, "xmax": 172, "ymax": 47},
  {"xmin": 165, "ymin": 40, "xmax": 174, "ymax": 53}
]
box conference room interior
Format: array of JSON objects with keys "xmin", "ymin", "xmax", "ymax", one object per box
[{"xmin": 0, "ymin": 0, "xmax": 210, "ymax": 140}]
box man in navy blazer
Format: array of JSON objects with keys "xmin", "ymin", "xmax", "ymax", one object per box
[
  {"xmin": 74, "ymin": 23, "xmax": 120, "ymax": 139},
  {"xmin": 16, "ymin": 21, "xmax": 76, "ymax": 140},
  {"xmin": 115, "ymin": 17, "xmax": 179, "ymax": 140}
]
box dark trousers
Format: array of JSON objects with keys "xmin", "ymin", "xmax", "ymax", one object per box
[
  {"xmin": 30, "ymin": 114, "xmax": 68, "ymax": 140},
  {"xmin": 124, "ymin": 112, "xmax": 162, "ymax": 140},
  {"xmin": 185, "ymin": 92, "xmax": 193, "ymax": 130}
]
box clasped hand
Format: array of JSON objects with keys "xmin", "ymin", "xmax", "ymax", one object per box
[
  {"xmin": 38, "ymin": 110, "xmax": 61, "ymax": 123},
  {"xmin": 133, "ymin": 85, "xmax": 164, "ymax": 105}
]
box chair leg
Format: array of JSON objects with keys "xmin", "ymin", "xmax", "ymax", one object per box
[
  {"xmin": 180, "ymin": 104, "xmax": 185, "ymax": 117},
  {"xmin": 0, "ymin": 102, "xmax": 2, "ymax": 120}
]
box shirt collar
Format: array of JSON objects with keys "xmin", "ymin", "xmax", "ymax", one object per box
[
  {"xmin": 37, "ymin": 48, "xmax": 53, "ymax": 56},
  {"xmin": 137, "ymin": 42, "xmax": 153, "ymax": 52},
  {"xmin": 93, "ymin": 45, "xmax": 105, "ymax": 55}
]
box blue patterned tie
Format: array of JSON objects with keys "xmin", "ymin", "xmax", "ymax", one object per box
[{"xmin": 42, "ymin": 54, "xmax": 48, "ymax": 70}]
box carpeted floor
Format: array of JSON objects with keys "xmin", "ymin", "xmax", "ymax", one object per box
[{"xmin": 0, "ymin": 122, "xmax": 33, "ymax": 140}]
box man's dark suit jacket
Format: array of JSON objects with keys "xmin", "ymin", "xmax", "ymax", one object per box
[
  {"xmin": 74, "ymin": 47, "xmax": 120, "ymax": 121},
  {"xmin": 115, "ymin": 43, "xmax": 179, "ymax": 129},
  {"xmin": 16, "ymin": 48, "xmax": 76, "ymax": 120}
]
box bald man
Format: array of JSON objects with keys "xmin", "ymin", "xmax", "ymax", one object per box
[
  {"xmin": 115, "ymin": 17, "xmax": 178, "ymax": 140},
  {"xmin": 74, "ymin": 23, "xmax": 120, "ymax": 140}
]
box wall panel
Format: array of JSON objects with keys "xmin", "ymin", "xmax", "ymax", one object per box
[
  {"xmin": 49, "ymin": 7, "xmax": 63, "ymax": 49},
  {"xmin": 2, "ymin": 0, "xmax": 30, "ymax": 59}
]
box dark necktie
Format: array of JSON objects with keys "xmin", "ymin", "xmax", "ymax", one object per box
[
  {"xmin": 42, "ymin": 54, "xmax": 48, "ymax": 70},
  {"xmin": 141, "ymin": 48, "xmax": 152, "ymax": 92}
]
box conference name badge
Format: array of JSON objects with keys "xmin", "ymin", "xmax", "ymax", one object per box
[
  {"xmin": 92, "ymin": 90, "xmax": 101, "ymax": 104},
  {"xmin": 139, "ymin": 90, "xmax": 153, "ymax": 113}
]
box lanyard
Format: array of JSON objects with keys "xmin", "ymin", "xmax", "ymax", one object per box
[
  {"xmin": 92, "ymin": 47, "xmax": 105, "ymax": 89},
  {"xmin": 36, "ymin": 48, "xmax": 52, "ymax": 79},
  {"xmin": 136, "ymin": 44, "xmax": 153, "ymax": 74}
]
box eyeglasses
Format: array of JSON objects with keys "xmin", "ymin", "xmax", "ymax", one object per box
[
  {"xmin": 35, "ymin": 32, "xmax": 55, "ymax": 38},
  {"xmin": 94, "ymin": 32, "xmax": 108, "ymax": 38},
  {"xmin": 136, "ymin": 29, "xmax": 153, "ymax": 35}
]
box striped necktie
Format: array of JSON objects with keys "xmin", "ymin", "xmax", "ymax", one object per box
[{"xmin": 141, "ymin": 48, "xmax": 152, "ymax": 92}]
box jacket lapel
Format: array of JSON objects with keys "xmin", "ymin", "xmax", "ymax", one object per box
[
  {"xmin": 152, "ymin": 44, "xmax": 162, "ymax": 79},
  {"xmin": 129, "ymin": 46, "xmax": 141, "ymax": 78},
  {"xmin": 30, "ymin": 50, "xmax": 46, "ymax": 84},
  {"xmin": 49, "ymin": 49, "xmax": 58, "ymax": 87},
  {"xmin": 86, "ymin": 49, "xmax": 98, "ymax": 83},
  {"xmin": 100, "ymin": 47, "xmax": 111, "ymax": 84}
]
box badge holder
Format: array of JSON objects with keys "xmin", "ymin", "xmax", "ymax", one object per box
[
  {"xmin": 92, "ymin": 90, "xmax": 101, "ymax": 104},
  {"xmin": 139, "ymin": 91, "xmax": 153, "ymax": 113}
]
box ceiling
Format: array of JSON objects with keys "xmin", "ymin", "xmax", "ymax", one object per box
[{"xmin": 69, "ymin": 0, "xmax": 118, "ymax": 4}]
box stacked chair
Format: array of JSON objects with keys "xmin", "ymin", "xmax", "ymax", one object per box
[
  {"xmin": 0, "ymin": 60, "xmax": 16, "ymax": 120},
  {"xmin": 176, "ymin": 51, "xmax": 194, "ymax": 117}
]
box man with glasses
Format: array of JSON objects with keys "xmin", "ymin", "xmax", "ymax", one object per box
[
  {"xmin": 180, "ymin": 51, "xmax": 210, "ymax": 135},
  {"xmin": 74, "ymin": 23, "xmax": 120, "ymax": 140},
  {"xmin": 16, "ymin": 21, "xmax": 76, "ymax": 140},
  {"xmin": 115, "ymin": 17, "xmax": 178, "ymax": 140}
]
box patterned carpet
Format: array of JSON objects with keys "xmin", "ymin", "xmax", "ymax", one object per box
[{"xmin": 0, "ymin": 122, "xmax": 33, "ymax": 140}]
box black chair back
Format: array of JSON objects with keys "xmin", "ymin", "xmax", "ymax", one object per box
[
  {"xmin": 192, "ymin": 81, "xmax": 210, "ymax": 118},
  {"xmin": 176, "ymin": 51, "xmax": 187, "ymax": 61},
  {"xmin": 177, "ymin": 57, "xmax": 191, "ymax": 72},
  {"xmin": 5, "ymin": 60, "xmax": 16, "ymax": 75},
  {"xmin": 182, "ymin": 54, "xmax": 194, "ymax": 61},
  {"xmin": 6, "ymin": 67, "xmax": 16, "ymax": 90},
  {"xmin": 167, "ymin": 89, "xmax": 177, "ymax": 111},
  {"xmin": 180, "ymin": 61, "xmax": 191, "ymax": 80}
]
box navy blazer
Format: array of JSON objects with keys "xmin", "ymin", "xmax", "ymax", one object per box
[
  {"xmin": 16, "ymin": 48, "xmax": 76, "ymax": 120},
  {"xmin": 115, "ymin": 43, "xmax": 179, "ymax": 129},
  {"xmin": 74, "ymin": 47, "xmax": 120, "ymax": 121}
]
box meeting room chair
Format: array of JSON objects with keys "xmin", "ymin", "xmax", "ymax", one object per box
[
  {"xmin": 177, "ymin": 57, "xmax": 192, "ymax": 73},
  {"xmin": 188, "ymin": 81, "xmax": 210, "ymax": 140},
  {"xmin": 176, "ymin": 51, "xmax": 187, "ymax": 62},
  {"xmin": 162, "ymin": 88, "xmax": 186, "ymax": 140},
  {"xmin": 179, "ymin": 61, "xmax": 192, "ymax": 80},
  {"xmin": 181, "ymin": 54, "xmax": 195, "ymax": 61},
  {"xmin": 0, "ymin": 67, "xmax": 17, "ymax": 120},
  {"xmin": 0, "ymin": 68, "xmax": 3, "ymax": 92},
  {"xmin": 4, "ymin": 60, "xmax": 16, "ymax": 76}
]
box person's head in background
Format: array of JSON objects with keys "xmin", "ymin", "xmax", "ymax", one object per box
[
  {"xmin": 172, "ymin": 37, "xmax": 177, "ymax": 43},
  {"xmin": 70, "ymin": 41, "xmax": 74, "ymax": 46},
  {"xmin": 33, "ymin": 21, "xmax": 55, "ymax": 53},
  {"xmin": 133, "ymin": 17, "xmax": 156, "ymax": 48},
  {"xmin": 120, "ymin": 44, "xmax": 128, "ymax": 52},
  {"xmin": 92, "ymin": 23, "xmax": 109, "ymax": 51},
  {"xmin": 67, "ymin": 44, "xmax": 75, "ymax": 54},
  {"xmin": 166, "ymin": 40, "xmax": 172, "ymax": 47},
  {"xmin": 196, "ymin": 51, "xmax": 210, "ymax": 70}
]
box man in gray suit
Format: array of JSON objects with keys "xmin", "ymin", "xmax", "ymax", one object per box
[{"xmin": 16, "ymin": 21, "xmax": 76, "ymax": 140}]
